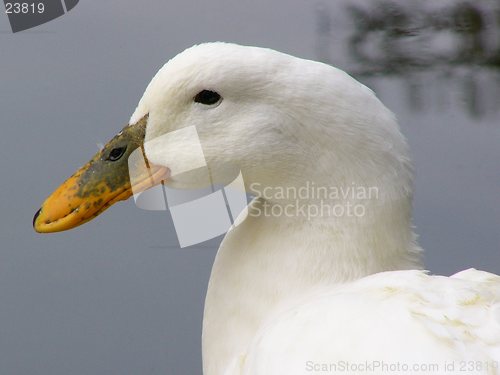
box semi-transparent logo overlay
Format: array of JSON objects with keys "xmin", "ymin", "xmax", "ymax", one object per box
[
  {"xmin": 127, "ymin": 126, "xmax": 379, "ymax": 247},
  {"xmin": 128, "ymin": 126, "xmax": 248, "ymax": 248},
  {"xmin": 3, "ymin": 0, "xmax": 79, "ymax": 33}
]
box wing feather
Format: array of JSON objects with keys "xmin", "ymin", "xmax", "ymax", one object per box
[{"xmin": 233, "ymin": 270, "xmax": 500, "ymax": 375}]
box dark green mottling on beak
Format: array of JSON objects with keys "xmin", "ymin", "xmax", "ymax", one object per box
[{"xmin": 33, "ymin": 115, "xmax": 168, "ymax": 233}]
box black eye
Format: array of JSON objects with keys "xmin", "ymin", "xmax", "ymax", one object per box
[
  {"xmin": 107, "ymin": 146, "xmax": 127, "ymax": 161},
  {"xmin": 194, "ymin": 90, "xmax": 222, "ymax": 105}
]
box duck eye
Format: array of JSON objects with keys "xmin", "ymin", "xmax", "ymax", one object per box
[
  {"xmin": 107, "ymin": 146, "xmax": 127, "ymax": 161},
  {"xmin": 194, "ymin": 90, "xmax": 222, "ymax": 105}
]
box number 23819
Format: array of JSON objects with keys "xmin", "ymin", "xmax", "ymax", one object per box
[{"xmin": 5, "ymin": 3, "xmax": 45, "ymax": 14}]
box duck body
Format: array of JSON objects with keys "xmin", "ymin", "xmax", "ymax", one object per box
[
  {"xmin": 203, "ymin": 197, "xmax": 423, "ymax": 375},
  {"xmin": 33, "ymin": 43, "xmax": 500, "ymax": 374},
  {"xmin": 229, "ymin": 268, "xmax": 500, "ymax": 375}
]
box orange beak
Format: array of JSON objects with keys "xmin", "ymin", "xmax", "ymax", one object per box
[{"xmin": 33, "ymin": 115, "xmax": 168, "ymax": 233}]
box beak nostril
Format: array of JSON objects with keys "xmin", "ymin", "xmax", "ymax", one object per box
[{"xmin": 33, "ymin": 208, "xmax": 42, "ymax": 228}]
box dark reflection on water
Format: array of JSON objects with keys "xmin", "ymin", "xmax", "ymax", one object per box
[{"xmin": 316, "ymin": 1, "xmax": 500, "ymax": 118}]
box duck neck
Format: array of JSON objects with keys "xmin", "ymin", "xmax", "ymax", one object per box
[{"xmin": 202, "ymin": 194, "xmax": 422, "ymax": 375}]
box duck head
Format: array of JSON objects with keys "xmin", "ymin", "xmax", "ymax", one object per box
[{"xmin": 34, "ymin": 42, "xmax": 413, "ymax": 233}]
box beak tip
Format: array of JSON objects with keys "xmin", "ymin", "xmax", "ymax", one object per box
[{"xmin": 33, "ymin": 208, "xmax": 41, "ymax": 230}]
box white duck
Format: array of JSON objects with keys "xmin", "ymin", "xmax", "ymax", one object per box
[{"xmin": 34, "ymin": 43, "xmax": 500, "ymax": 374}]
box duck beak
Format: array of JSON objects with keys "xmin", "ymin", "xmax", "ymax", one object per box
[{"xmin": 33, "ymin": 115, "xmax": 169, "ymax": 233}]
